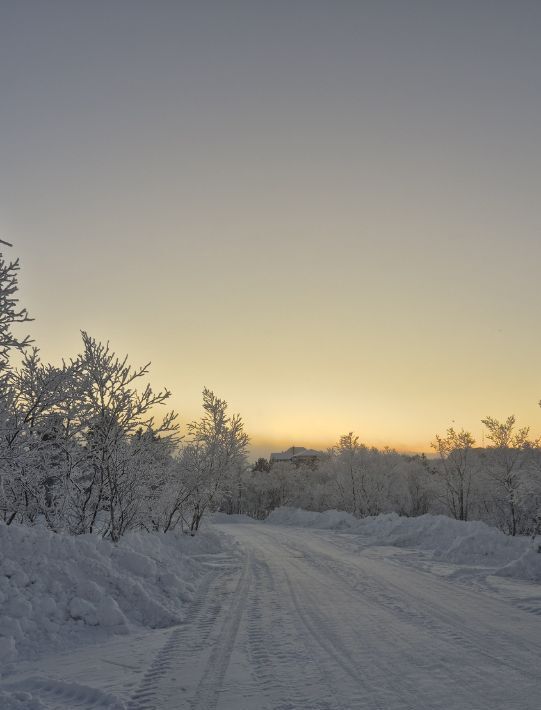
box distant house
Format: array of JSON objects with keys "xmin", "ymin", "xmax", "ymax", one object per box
[{"xmin": 270, "ymin": 446, "xmax": 323, "ymax": 467}]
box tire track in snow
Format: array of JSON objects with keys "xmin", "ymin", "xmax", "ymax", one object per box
[
  {"xmin": 189, "ymin": 552, "xmax": 253, "ymax": 710},
  {"xmin": 242, "ymin": 530, "xmax": 385, "ymax": 708},
  {"xmin": 282, "ymin": 565, "xmax": 422, "ymax": 710},
  {"xmin": 127, "ymin": 625, "xmax": 185, "ymax": 710},
  {"xmin": 298, "ymin": 538, "xmax": 538, "ymax": 681},
  {"xmin": 264, "ymin": 527, "xmax": 536, "ymax": 709},
  {"xmin": 127, "ymin": 556, "xmax": 240, "ymax": 710},
  {"xmin": 244, "ymin": 556, "xmax": 340, "ymax": 710}
]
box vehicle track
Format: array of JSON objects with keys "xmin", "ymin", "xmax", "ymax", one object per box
[
  {"xmin": 284, "ymin": 531, "xmax": 540, "ymax": 681},
  {"xmin": 190, "ymin": 553, "xmax": 252, "ymax": 710},
  {"xmin": 244, "ymin": 556, "xmax": 341, "ymax": 709},
  {"xmin": 218, "ymin": 523, "xmax": 541, "ymax": 710},
  {"xmin": 127, "ymin": 552, "xmax": 245, "ymax": 710},
  {"xmin": 42, "ymin": 522, "xmax": 539, "ymax": 710}
]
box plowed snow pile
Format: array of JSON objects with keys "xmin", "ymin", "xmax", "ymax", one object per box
[
  {"xmin": 266, "ymin": 508, "xmax": 541, "ymax": 581},
  {"xmin": 0, "ymin": 521, "xmax": 227, "ymax": 667}
]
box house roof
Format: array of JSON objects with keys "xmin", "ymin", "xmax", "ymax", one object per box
[
  {"xmin": 293, "ymin": 449, "xmax": 322, "ymax": 458},
  {"xmin": 270, "ymin": 446, "xmax": 322, "ymax": 460}
]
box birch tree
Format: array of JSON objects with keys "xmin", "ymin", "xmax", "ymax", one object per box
[
  {"xmin": 431, "ymin": 428, "xmax": 478, "ymax": 521},
  {"xmin": 184, "ymin": 388, "xmax": 249, "ymax": 532},
  {"xmin": 67, "ymin": 333, "xmax": 179, "ymax": 539},
  {"xmin": 480, "ymin": 415, "xmax": 536, "ymax": 535}
]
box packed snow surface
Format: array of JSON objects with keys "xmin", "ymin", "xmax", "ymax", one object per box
[
  {"xmin": 1, "ymin": 513, "xmax": 540, "ymax": 709},
  {"xmin": 267, "ymin": 507, "xmax": 541, "ymax": 580}
]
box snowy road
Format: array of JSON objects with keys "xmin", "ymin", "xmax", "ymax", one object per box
[
  {"xmin": 5, "ymin": 521, "xmax": 541, "ymax": 709},
  {"xmin": 199, "ymin": 523, "xmax": 541, "ymax": 710}
]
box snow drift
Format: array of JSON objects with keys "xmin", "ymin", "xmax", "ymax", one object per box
[
  {"xmin": 266, "ymin": 508, "xmax": 541, "ymax": 581},
  {"xmin": 0, "ymin": 521, "xmax": 228, "ymax": 667}
]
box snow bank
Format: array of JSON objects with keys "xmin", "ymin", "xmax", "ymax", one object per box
[
  {"xmin": 266, "ymin": 508, "xmax": 356, "ymax": 530},
  {"xmin": 0, "ymin": 521, "xmax": 227, "ymax": 666},
  {"xmin": 266, "ymin": 508, "xmax": 541, "ymax": 581},
  {"xmin": 211, "ymin": 512, "xmax": 257, "ymax": 524},
  {"xmin": 494, "ymin": 546, "xmax": 541, "ymax": 581},
  {"xmin": 0, "ymin": 679, "xmax": 124, "ymax": 710},
  {"xmin": 0, "ymin": 689, "xmax": 47, "ymax": 710}
]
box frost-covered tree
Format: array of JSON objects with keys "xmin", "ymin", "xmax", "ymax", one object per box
[
  {"xmin": 235, "ymin": 459, "xmax": 327, "ymax": 519},
  {"xmin": 0, "ymin": 349, "xmax": 76, "ymax": 526},
  {"xmin": 327, "ymin": 435, "xmax": 401, "ymax": 517},
  {"xmin": 527, "ymin": 401, "xmax": 541, "ymax": 538},
  {"xmin": 184, "ymin": 388, "xmax": 249, "ymax": 531},
  {"xmin": 253, "ymin": 457, "xmax": 271, "ymax": 473},
  {"xmin": 431, "ymin": 428, "xmax": 478, "ymax": 521},
  {"xmin": 0, "ymin": 241, "xmax": 41, "ymax": 525},
  {"xmin": 400, "ymin": 454, "xmax": 435, "ymax": 517},
  {"xmin": 333, "ymin": 433, "xmax": 363, "ymax": 516},
  {"xmin": 0, "ymin": 243, "xmax": 261, "ymax": 539},
  {"xmin": 480, "ymin": 415, "xmax": 536, "ymax": 535},
  {"xmin": 67, "ymin": 333, "xmax": 179, "ymax": 540},
  {"xmin": 0, "ymin": 239, "xmax": 32, "ymax": 376}
]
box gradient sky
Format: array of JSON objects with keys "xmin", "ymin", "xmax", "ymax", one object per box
[{"xmin": 1, "ymin": 1, "xmax": 540, "ymax": 458}]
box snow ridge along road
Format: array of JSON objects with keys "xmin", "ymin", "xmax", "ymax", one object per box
[{"xmin": 3, "ymin": 521, "xmax": 540, "ymax": 709}]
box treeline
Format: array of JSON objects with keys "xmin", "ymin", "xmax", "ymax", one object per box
[
  {"xmin": 231, "ymin": 425, "xmax": 541, "ymax": 537},
  {"xmin": 2, "ymin": 243, "xmax": 540, "ymax": 539},
  {"xmin": 0, "ymin": 243, "xmax": 248, "ymax": 539}
]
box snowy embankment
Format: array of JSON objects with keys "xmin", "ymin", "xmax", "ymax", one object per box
[
  {"xmin": 266, "ymin": 508, "xmax": 541, "ymax": 581},
  {"xmin": 0, "ymin": 521, "xmax": 228, "ymax": 668}
]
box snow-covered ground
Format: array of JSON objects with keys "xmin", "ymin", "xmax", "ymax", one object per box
[
  {"xmin": 267, "ymin": 507, "xmax": 541, "ymax": 581},
  {"xmin": 1, "ymin": 511, "xmax": 540, "ymax": 709},
  {"xmin": 0, "ymin": 520, "xmax": 237, "ymax": 708}
]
